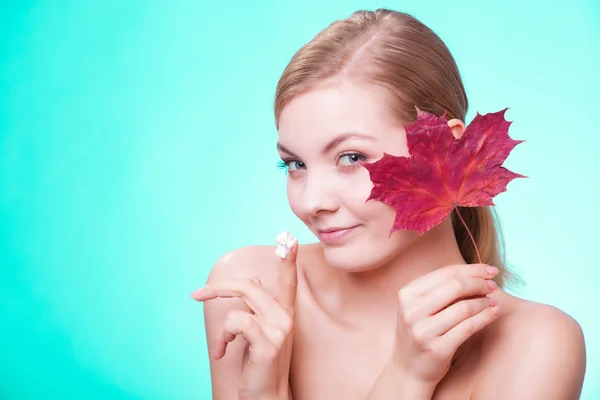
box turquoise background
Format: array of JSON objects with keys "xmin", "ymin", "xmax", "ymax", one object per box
[{"xmin": 1, "ymin": 0, "xmax": 599, "ymax": 398}]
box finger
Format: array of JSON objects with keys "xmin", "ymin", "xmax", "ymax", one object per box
[
  {"xmin": 214, "ymin": 310, "xmax": 290, "ymax": 361},
  {"xmin": 192, "ymin": 278, "xmax": 289, "ymax": 321},
  {"xmin": 213, "ymin": 309, "xmax": 252, "ymax": 359},
  {"xmin": 419, "ymin": 275, "xmax": 497, "ymax": 317},
  {"xmin": 401, "ymin": 264, "xmax": 498, "ymax": 300},
  {"xmin": 437, "ymin": 302, "xmax": 500, "ymax": 351},
  {"xmin": 419, "ymin": 296, "xmax": 497, "ymax": 340},
  {"xmin": 213, "ymin": 309, "xmax": 275, "ymax": 362},
  {"xmin": 274, "ymin": 239, "xmax": 299, "ymax": 315}
]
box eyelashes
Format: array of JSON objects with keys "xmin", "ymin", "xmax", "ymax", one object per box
[
  {"xmin": 277, "ymin": 152, "xmax": 367, "ymax": 174},
  {"xmin": 277, "ymin": 159, "xmax": 304, "ymax": 175},
  {"xmin": 277, "ymin": 159, "xmax": 290, "ymax": 174}
]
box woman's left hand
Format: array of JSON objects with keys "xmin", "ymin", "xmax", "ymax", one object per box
[
  {"xmin": 391, "ymin": 263, "xmax": 500, "ymax": 384},
  {"xmin": 368, "ymin": 263, "xmax": 500, "ymax": 399}
]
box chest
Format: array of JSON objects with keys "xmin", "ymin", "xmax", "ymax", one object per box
[
  {"xmin": 289, "ymin": 299, "xmax": 477, "ymax": 400},
  {"xmin": 289, "ymin": 312, "xmax": 387, "ymax": 400}
]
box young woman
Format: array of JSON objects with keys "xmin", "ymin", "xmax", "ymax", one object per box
[{"xmin": 192, "ymin": 8, "xmax": 587, "ymax": 400}]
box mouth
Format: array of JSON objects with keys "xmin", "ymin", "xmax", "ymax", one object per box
[{"xmin": 316, "ymin": 225, "xmax": 360, "ymax": 245}]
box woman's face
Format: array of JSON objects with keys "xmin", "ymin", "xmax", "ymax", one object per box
[{"xmin": 277, "ymin": 79, "xmax": 423, "ymax": 272}]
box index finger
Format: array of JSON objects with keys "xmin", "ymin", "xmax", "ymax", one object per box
[
  {"xmin": 403, "ymin": 263, "xmax": 499, "ymax": 299},
  {"xmin": 274, "ymin": 238, "xmax": 299, "ymax": 315}
]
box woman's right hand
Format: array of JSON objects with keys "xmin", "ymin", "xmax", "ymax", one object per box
[
  {"xmin": 192, "ymin": 240, "xmax": 299, "ymax": 400},
  {"xmin": 390, "ymin": 263, "xmax": 500, "ymax": 385}
]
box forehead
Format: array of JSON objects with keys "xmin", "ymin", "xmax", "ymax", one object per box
[{"xmin": 278, "ymin": 80, "xmax": 401, "ymax": 141}]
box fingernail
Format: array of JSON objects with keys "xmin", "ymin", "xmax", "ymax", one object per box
[
  {"xmin": 488, "ymin": 296, "xmax": 497, "ymax": 306},
  {"xmin": 487, "ymin": 280, "xmax": 497, "ymax": 291},
  {"xmin": 486, "ymin": 266, "xmax": 499, "ymax": 276},
  {"xmin": 190, "ymin": 287, "xmax": 204, "ymax": 298}
]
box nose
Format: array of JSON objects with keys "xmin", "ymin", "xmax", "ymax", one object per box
[{"xmin": 301, "ymin": 171, "xmax": 339, "ymax": 216}]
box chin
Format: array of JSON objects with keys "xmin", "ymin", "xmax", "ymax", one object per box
[
  {"xmin": 321, "ymin": 246, "xmax": 380, "ymax": 272},
  {"xmin": 322, "ymin": 241, "xmax": 401, "ymax": 272},
  {"xmin": 319, "ymin": 232, "xmax": 415, "ymax": 273}
]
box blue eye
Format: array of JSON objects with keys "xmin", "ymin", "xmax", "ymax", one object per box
[
  {"xmin": 277, "ymin": 159, "xmax": 305, "ymax": 173},
  {"xmin": 277, "ymin": 153, "xmax": 365, "ymax": 174},
  {"xmin": 338, "ymin": 153, "xmax": 366, "ymax": 167}
]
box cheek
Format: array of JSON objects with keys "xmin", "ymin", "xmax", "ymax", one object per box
[
  {"xmin": 354, "ymin": 220, "xmax": 420, "ymax": 265},
  {"xmin": 286, "ymin": 180, "xmax": 306, "ymax": 222},
  {"xmin": 347, "ymin": 175, "xmax": 393, "ymax": 225},
  {"xmin": 349, "ymin": 183, "xmax": 420, "ymax": 260},
  {"xmin": 345, "ymin": 168, "xmax": 378, "ymax": 209}
]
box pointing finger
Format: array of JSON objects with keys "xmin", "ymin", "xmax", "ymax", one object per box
[
  {"xmin": 191, "ymin": 278, "xmax": 287, "ymax": 321},
  {"xmin": 274, "ymin": 238, "xmax": 299, "ymax": 315}
]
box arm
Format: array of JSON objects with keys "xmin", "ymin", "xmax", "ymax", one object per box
[{"xmin": 472, "ymin": 305, "xmax": 586, "ymax": 400}]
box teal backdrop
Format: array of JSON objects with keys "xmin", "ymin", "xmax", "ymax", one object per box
[{"xmin": 1, "ymin": 0, "xmax": 599, "ymax": 398}]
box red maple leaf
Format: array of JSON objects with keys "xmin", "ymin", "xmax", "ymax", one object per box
[{"xmin": 360, "ymin": 107, "xmax": 526, "ymax": 242}]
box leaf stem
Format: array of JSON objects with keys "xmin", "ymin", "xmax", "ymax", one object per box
[{"xmin": 454, "ymin": 206, "xmax": 482, "ymax": 264}]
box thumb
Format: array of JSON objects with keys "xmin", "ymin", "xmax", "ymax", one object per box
[{"xmin": 274, "ymin": 238, "xmax": 299, "ymax": 315}]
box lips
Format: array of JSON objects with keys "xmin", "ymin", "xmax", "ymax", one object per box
[
  {"xmin": 316, "ymin": 225, "xmax": 359, "ymax": 244},
  {"xmin": 318, "ymin": 227, "xmax": 351, "ymax": 234}
]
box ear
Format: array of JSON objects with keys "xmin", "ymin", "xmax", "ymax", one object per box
[{"xmin": 448, "ymin": 118, "xmax": 466, "ymax": 139}]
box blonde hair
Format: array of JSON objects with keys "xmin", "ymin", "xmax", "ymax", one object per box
[{"xmin": 274, "ymin": 8, "xmax": 521, "ymax": 289}]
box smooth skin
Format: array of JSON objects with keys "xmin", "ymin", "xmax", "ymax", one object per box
[{"xmin": 194, "ymin": 78, "xmax": 587, "ymax": 399}]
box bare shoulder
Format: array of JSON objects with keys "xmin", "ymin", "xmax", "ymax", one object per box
[
  {"xmin": 207, "ymin": 245, "xmax": 280, "ymax": 292},
  {"xmin": 206, "ymin": 243, "xmax": 318, "ymax": 294},
  {"xmin": 482, "ymin": 291, "xmax": 584, "ymax": 347},
  {"xmin": 473, "ymin": 292, "xmax": 587, "ymax": 399}
]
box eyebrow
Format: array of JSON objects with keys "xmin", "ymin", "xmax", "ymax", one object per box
[{"xmin": 276, "ymin": 132, "xmax": 375, "ymax": 157}]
